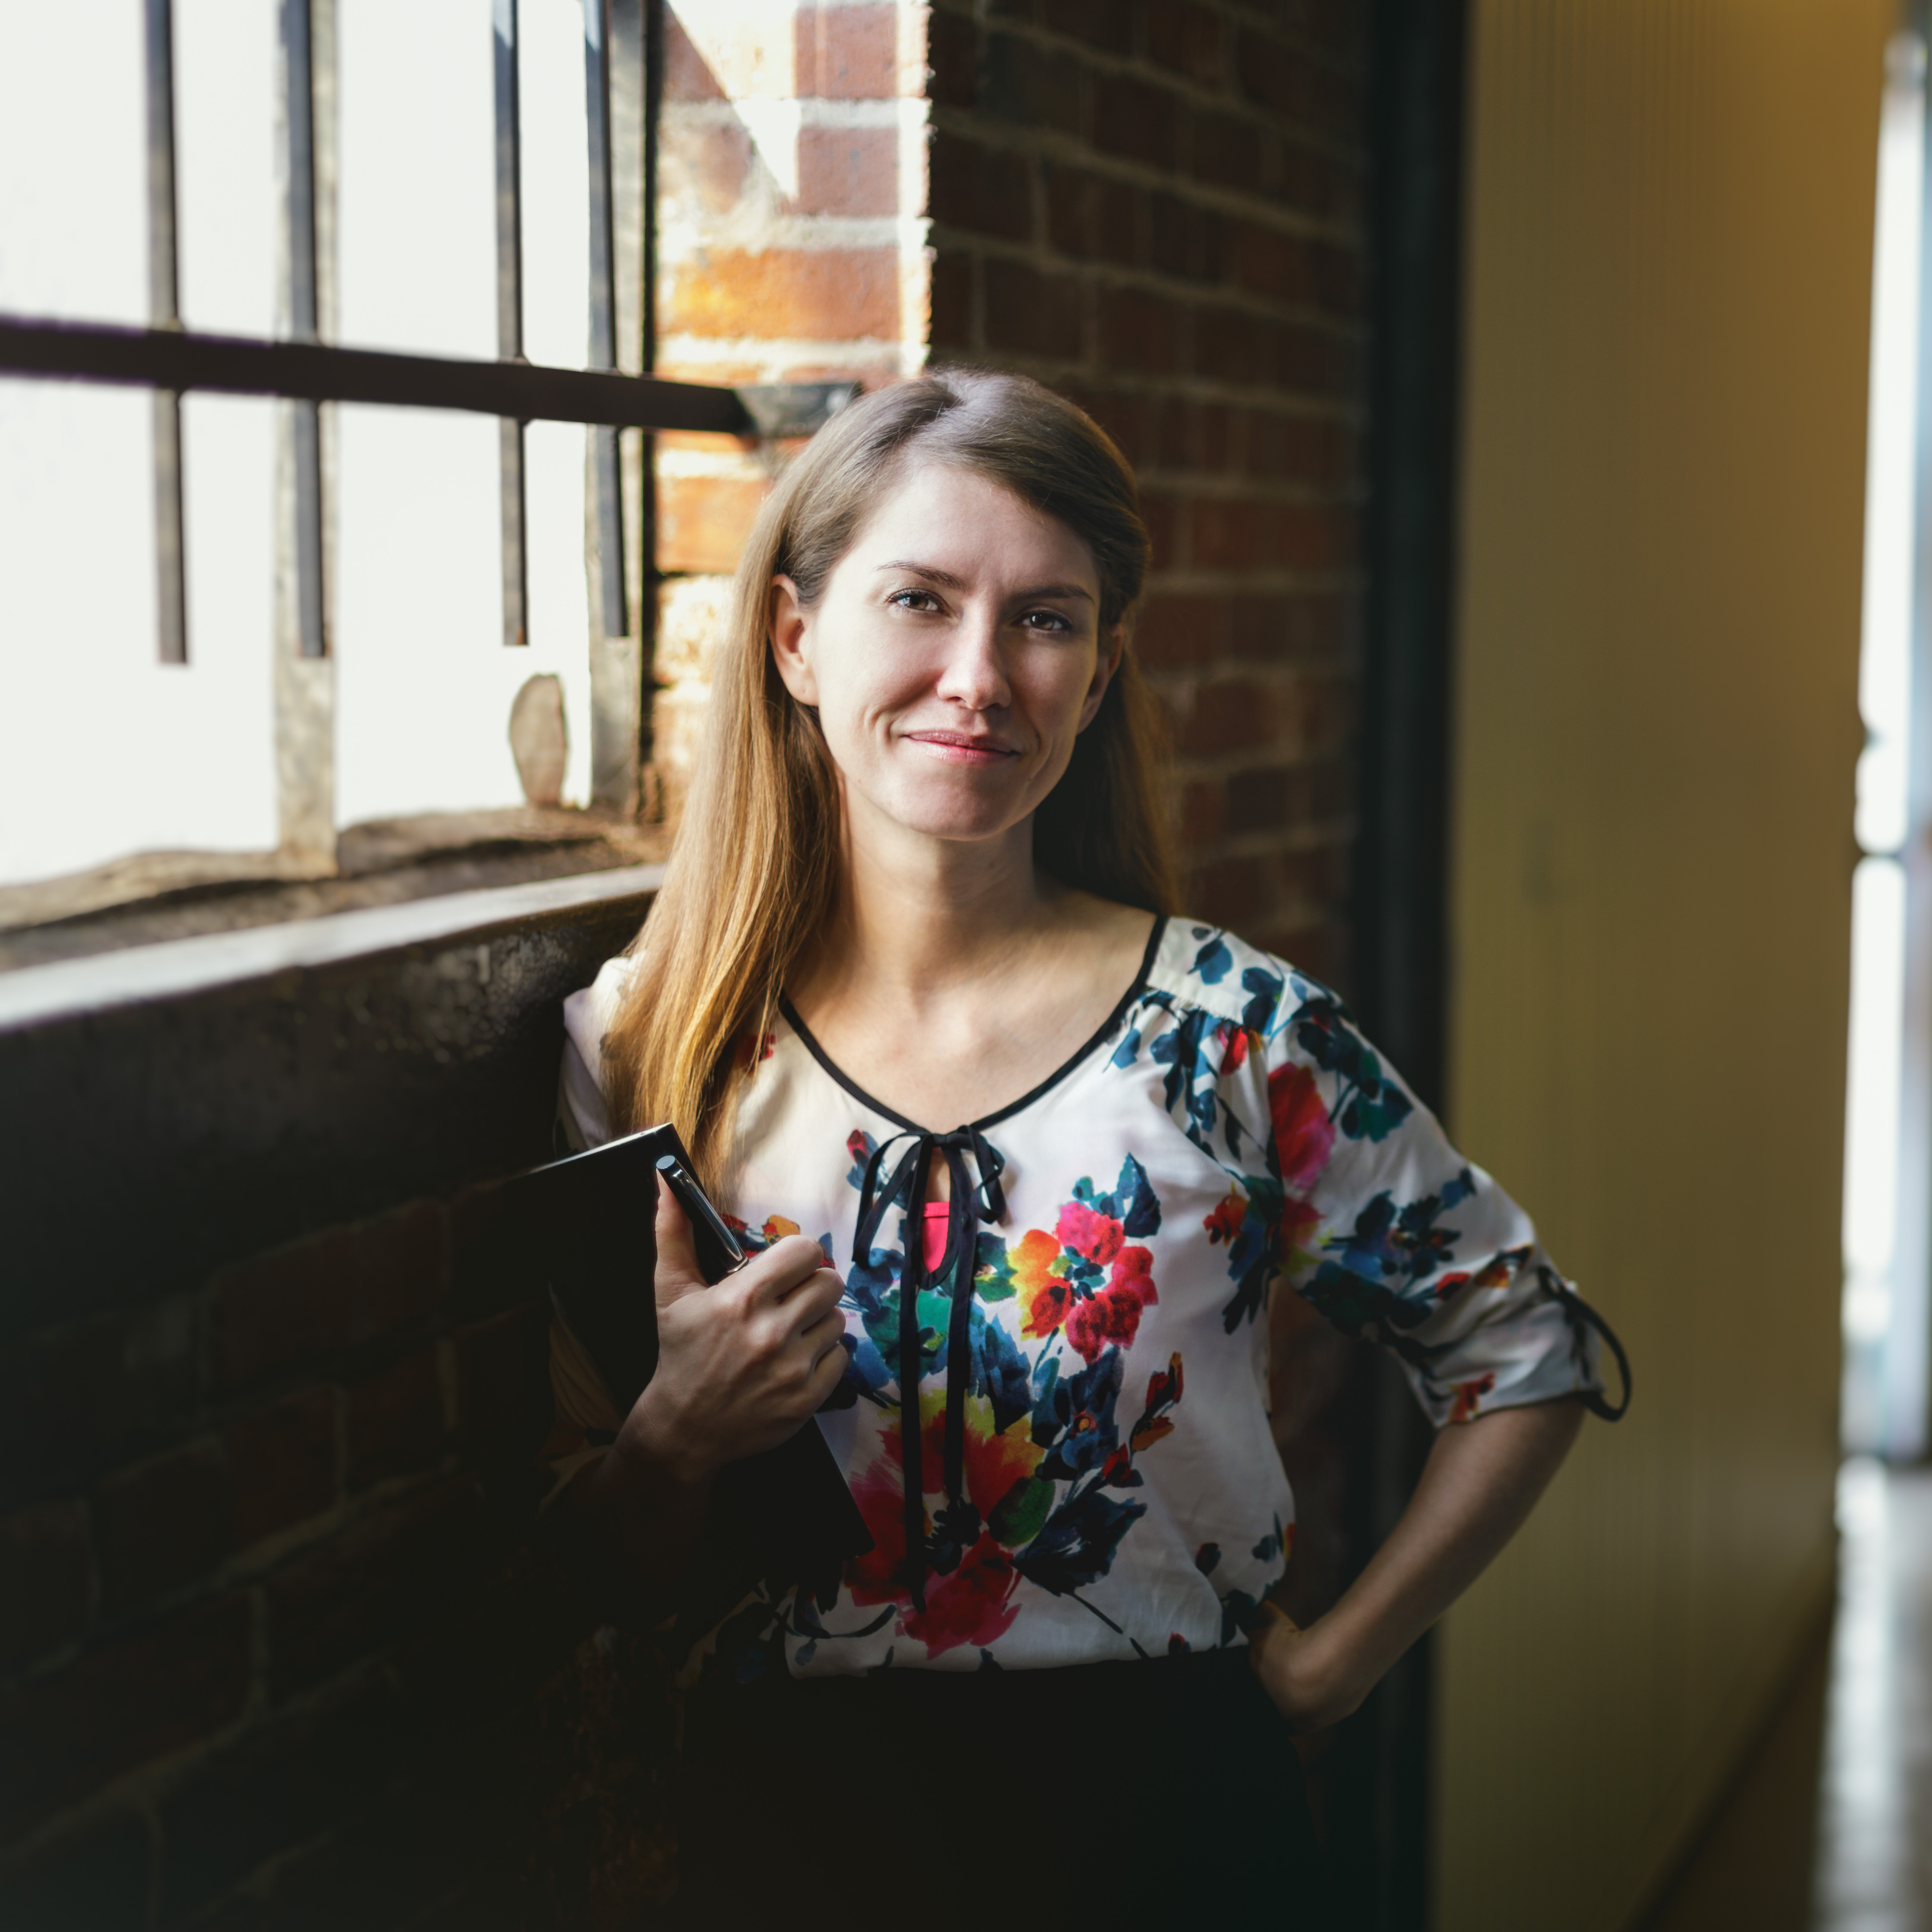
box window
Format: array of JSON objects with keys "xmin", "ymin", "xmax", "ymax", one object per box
[{"xmin": 0, "ymin": 0, "xmax": 841, "ymax": 944}]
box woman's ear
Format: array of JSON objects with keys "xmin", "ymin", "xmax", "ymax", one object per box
[
  {"xmin": 768, "ymin": 575, "xmax": 818, "ymax": 704},
  {"xmin": 1077, "ymin": 623, "xmax": 1126, "ymax": 731}
]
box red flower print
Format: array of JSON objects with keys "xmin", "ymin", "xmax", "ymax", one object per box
[
  {"xmin": 1222, "ymin": 1022, "xmax": 1251, "ymax": 1074},
  {"xmin": 1055, "ymin": 1201, "xmax": 1125, "ymax": 1266},
  {"xmin": 1268, "ymin": 1060, "xmax": 1336, "ymax": 1191},
  {"xmin": 1065, "ymin": 1247, "xmax": 1158, "ymax": 1363},
  {"xmin": 1110, "ymin": 1245, "xmax": 1157, "ymax": 1300},
  {"xmin": 1448, "ymin": 1372, "xmax": 1496, "ymax": 1424},
  {"xmin": 902, "ymin": 1533, "xmax": 1021, "ymax": 1655},
  {"xmin": 846, "ymin": 1456, "xmax": 911, "ymax": 1606},
  {"xmin": 926, "ymin": 1401, "xmax": 1044, "ymax": 1521},
  {"xmin": 1282, "ymin": 1194, "xmax": 1321, "ymax": 1249},
  {"xmin": 844, "ymin": 1399, "xmax": 1041, "ymax": 1653},
  {"xmin": 1204, "ymin": 1188, "xmax": 1247, "ymax": 1246}
]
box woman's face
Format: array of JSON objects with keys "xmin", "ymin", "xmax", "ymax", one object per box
[{"xmin": 769, "ymin": 460, "xmax": 1119, "ymax": 851}]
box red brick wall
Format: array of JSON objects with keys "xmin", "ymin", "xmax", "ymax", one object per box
[
  {"xmin": 651, "ymin": 1, "xmax": 930, "ymax": 815},
  {"xmin": 926, "ymin": 0, "xmax": 1368, "ymax": 982}
]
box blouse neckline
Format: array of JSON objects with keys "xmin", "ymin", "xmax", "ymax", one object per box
[{"xmin": 778, "ymin": 912, "xmax": 1168, "ymax": 1138}]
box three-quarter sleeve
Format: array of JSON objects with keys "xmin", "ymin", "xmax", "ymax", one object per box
[
  {"xmin": 1159, "ymin": 934, "xmax": 1614, "ymax": 1427},
  {"xmin": 556, "ymin": 954, "xmax": 632, "ymax": 1151}
]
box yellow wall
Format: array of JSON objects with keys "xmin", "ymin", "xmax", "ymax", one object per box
[{"xmin": 1437, "ymin": 4, "xmax": 1887, "ymax": 1926}]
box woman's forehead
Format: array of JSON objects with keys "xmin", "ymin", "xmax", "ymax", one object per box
[{"xmin": 844, "ymin": 460, "xmax": 1099, "ymax": 586}]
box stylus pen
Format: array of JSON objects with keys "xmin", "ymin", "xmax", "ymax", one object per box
[{"xmin": 655, "ymin": 1153, "xmax": 749, "ymax": 1273}]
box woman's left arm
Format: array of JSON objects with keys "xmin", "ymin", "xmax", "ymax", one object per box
[{"xmin": 1248, "ymin": 1394, "xmax": 1586, "ymax": 1732}]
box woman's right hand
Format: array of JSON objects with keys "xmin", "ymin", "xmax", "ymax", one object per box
[{"xmin": 620, "ymin": 1176, "xmax": 850, "ymax": 1487}]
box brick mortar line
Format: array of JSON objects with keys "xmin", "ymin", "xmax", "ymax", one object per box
[
  {"xmin": 928, "ymin": 105, "xmax": 1367, "ymax": 246},
  {"xmin": 933, "ymin": 2, "xmax": 1370, "ymax": 101},
  {"xmin": 658, "ymin": 214, "xmax": 919, "ymax": 251},
  {"xmin": 931, "ymin": 229, "xmax": 1366, "ymax": 339},
  {"xmin": 665, "ymin": 98, "xmax": 925, "ymax": 129}
]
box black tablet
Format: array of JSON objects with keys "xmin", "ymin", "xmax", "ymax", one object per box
[{"xmin": 503, "ymin": 1123, "xmax": 873, "ymax": 1597}]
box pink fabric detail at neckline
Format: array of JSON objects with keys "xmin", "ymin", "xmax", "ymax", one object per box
[{"xmin": 922, "ymin": 1199, "xmax": 949, "ymax": 1274}]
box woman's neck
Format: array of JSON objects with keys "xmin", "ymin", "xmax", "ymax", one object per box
[
  {"xmin": 784, "ymin": 799, "xmax": 1154, "ymax": 1132},
  {"xmin": 801, "ymin": 809, "xmax": 1057, "ymax": 1020}
]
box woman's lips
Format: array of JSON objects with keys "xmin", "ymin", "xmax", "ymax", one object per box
[{"xmin": 903, "ymin": 731, "xmax": 1020, "ymax": 765}]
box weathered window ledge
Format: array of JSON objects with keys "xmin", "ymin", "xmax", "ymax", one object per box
[
  {"xmin": 0, "ymin": 808, "xmax": 669, "ymax": 974},
  {"xmin": 2, "ymin": 852, "xmax": 660, "ymax": 1326}
]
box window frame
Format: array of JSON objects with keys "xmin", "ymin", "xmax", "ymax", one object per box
[{"xmin": 0, "ymin": 0, "xmax": 846, "ymax": 950}]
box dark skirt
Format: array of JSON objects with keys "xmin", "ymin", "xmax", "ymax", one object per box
[{"xmin": 672, "ymin": 1646, "xmax": 1334, "ymax": 1928}]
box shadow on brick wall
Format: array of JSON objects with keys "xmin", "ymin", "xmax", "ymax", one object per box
[
  {"xmin": 0, "ymin": 891, "xmax": 697, "ymax": 1929},
  {"xmin": 2, "ymin": 1179, "xmax": 697, "ymax": 1931}
]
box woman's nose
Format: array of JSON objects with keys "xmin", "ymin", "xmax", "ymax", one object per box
[{"xmin": 934, "ymin": 612, "xmax": 1011, "ymax": 710}]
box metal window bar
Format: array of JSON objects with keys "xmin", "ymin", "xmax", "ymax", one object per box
[
  {"xmin": 494, "ymin": 0, "xmax": 528, "ymax": 649},
  {"xmin": 0, "ymin": 317, "xmax": 857, "ymax": 439},
  {"xmin": 583, "ymin": 0, "xmax": 627, "ymax": 642},
  {"xmin": 144, "ymin": 0, "xmax": 187, "ymax": 666},
  {"xmin": 284, "ymin": 0, "xmax": 326, "ymax": 660}
]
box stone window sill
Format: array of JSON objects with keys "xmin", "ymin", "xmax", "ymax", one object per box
[{"xmin": 0, "ymin": 808, "xmax": 669, "ymax": 977}]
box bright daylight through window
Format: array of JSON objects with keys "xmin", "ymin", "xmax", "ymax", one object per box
[
  {"xmin": 1844, "ymin": 29, "xmax": 1932, "ymax": 1462},
  {"xmin": 0, "ymin": 0, "xmax": 666, "ymax": 932}
]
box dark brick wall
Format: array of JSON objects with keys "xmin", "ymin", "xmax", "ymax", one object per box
[
  {"xmin": 0, "ymin": 897, "xmax": 673, "ymax": 1930},
  {"xmin": 927, "ymin": 0, "xmax": 1369, "ymax": 984},
  {"xmin": 0, "ymin": 1196, "xmax": 679, "ymax": 1931}
]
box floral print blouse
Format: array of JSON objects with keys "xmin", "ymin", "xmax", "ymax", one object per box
[{"xmin": 552, "ymin": 917, "xmax": 1616, "ymax": 1678}]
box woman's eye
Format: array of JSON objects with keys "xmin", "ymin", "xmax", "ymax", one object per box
[
  {"xmin": 889, "ymin": 589, "xmax": 942, "ymax": 613},
  {"xmin": 1019, "ymin": 609, "xmax": 1074, "ymax": 633}
]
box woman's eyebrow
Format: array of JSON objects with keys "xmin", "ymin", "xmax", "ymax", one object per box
[{"xmin": 875, "ymin": 561, "xmax": 1095, "ymax": 602}]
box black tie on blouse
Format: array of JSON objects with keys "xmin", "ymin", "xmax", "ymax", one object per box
[{"xmin": 851, "ymin": 1125, "xmax": 1008, "ymax": 1608}]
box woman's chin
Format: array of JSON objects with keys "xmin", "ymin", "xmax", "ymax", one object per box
[
  {"xmin": 868, "ymin": 796, "xmax": 1037, "ymax": 847},
  {"xmin": 853, "ymin": 772, "xmax": 1048, "ymax": 847}
]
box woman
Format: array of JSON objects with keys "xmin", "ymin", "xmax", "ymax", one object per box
[{"xmin": 547, "ymin": 371, "xmax": 1625, "ymax": 1923}]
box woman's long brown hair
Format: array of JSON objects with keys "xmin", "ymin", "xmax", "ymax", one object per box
[{"xmin": 601, "ymin": 369, "xmax": 1178, "ymax": 1189}]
